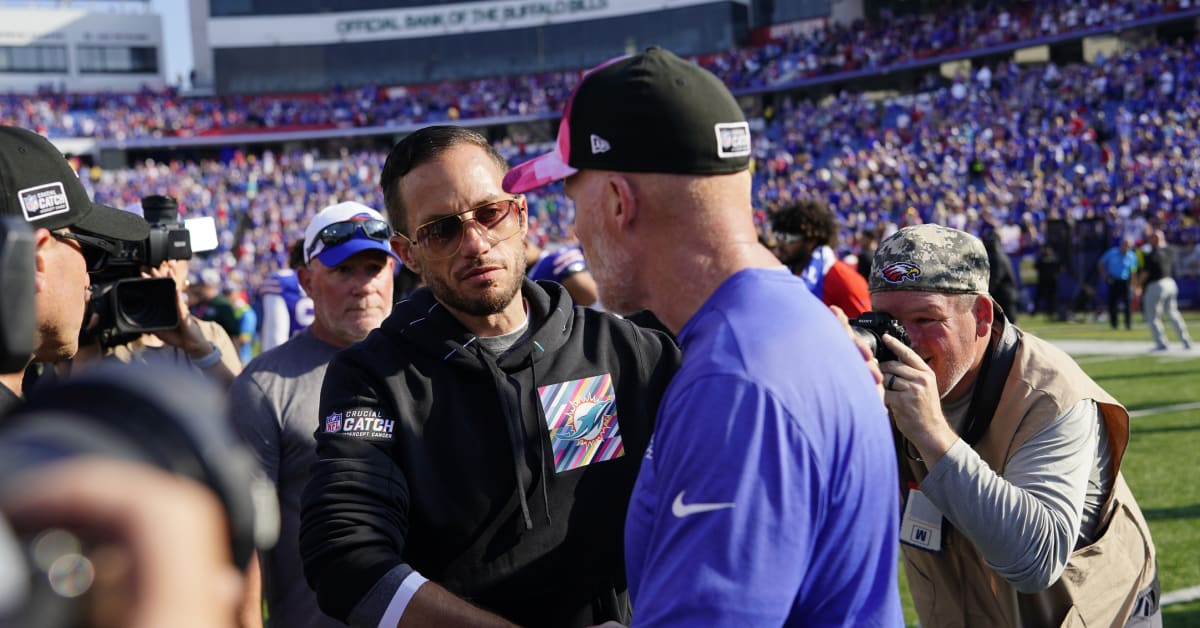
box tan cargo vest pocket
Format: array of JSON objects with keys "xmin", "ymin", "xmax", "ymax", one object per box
[{"xmin": 1055, "ymin": 500, "xmax": 1153, "ymax": 626}]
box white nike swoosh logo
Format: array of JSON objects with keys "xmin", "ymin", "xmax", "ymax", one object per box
[{"xmin": 671, "ymin": 491, "xmax": 735, "ymax": 518}]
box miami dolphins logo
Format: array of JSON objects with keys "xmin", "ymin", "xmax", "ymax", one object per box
[
  {"xmin": 554, "ymin": 397, "xmax": 616, "ymax": 444},
  {"xmin": 880, "ymin": 261, "xmax": 922, "ymax": 284}
]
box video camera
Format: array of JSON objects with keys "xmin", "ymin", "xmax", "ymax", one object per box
[
  {"xmin": 85, "ymin": 195, "xmax": 201, "ymax": 348},
  {"xmin": 848, "ymin": 311, "xmax": 912, "ymax": 362}
]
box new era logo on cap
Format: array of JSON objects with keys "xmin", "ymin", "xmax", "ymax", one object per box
[
  {"xmin": 590, "ymin": 134, "xmax": 611, "ymax": 154},
  {"xmin": 18, "ymin": 182, "xmax": 70, "ymax": 222}
]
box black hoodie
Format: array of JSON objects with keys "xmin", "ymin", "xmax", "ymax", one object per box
[{"xmin": 300, "ymin": 279, "xmax": 681, "ymax": 627}]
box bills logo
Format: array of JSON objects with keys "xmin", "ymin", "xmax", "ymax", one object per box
[
  {"xmin": 880, "ymin": 261, "xmax": 922, "ymax": 284},
  {"xmin": 324, "ymin": 412, "xmax": 343, "ymax": 433}
]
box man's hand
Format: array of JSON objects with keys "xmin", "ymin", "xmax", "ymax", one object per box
[
  {"xmin": 145, "ymin": 263, "xmax": 211, "ymax": 358},
  {"xmin": 879, "ymin": 335, "xmax": 958, "ymax": 469}
]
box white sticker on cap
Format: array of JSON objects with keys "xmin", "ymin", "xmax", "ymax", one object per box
[
  {"xmin": 714, "ymin": 122, "xmax": 751, "ymax": 158},
  {"xmin": 17, "ymin": 182, "xmax": 70, "ymax": 222}
]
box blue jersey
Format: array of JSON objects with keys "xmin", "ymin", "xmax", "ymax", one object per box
[
  {"xmin": 259, "ymin": 269, "xmax": 314, "ymax": 352},
  {"xmin": 625, "ymin": 268, "xmax": 902, "ymax": 627},
  {"xmin": 528, "ymin": 245, "xmax": 588, "ymax": 283}
]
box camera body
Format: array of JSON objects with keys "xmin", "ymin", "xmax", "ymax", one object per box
[
  {"xmin": 86, "ymin": 195, "xmax": 189, "ymax": 347},
  {"xmin": 97, "ymin": 195, "xmax": 193, "ymax": 275},
  {"xmin": 848, "ymin": 311, "xmax": 912, "ymax": 362}
]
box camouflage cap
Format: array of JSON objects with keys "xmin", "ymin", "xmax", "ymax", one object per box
[{"xmin": 869, "ymin": 224, "xmax": 990, "ymax": 294}]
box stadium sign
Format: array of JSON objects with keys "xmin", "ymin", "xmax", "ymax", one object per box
[{"xmin": 210, "ymin": 0, "xmax": 744, "ymax": 47}]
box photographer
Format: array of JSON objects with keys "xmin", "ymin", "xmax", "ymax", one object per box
[
  {"xmin": 0, "ymin": 125, "xmax": 148, "ymax": 406},
  {"xmin": 869, "ymin": 225, "xmax": 1159, "ymax": 627},
  {"xmin": 77, "ymin": 198, "xmax": 241, "ymax": 387}
]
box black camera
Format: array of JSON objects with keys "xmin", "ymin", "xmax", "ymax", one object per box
[
  {"xmin": 848, "ymin": 311, "xmax": 912, "ymax": 362},
  {"xmin": 97, "ymin": 195, "xmax": 192, "ymax": 273},
  {"xmin": 85, "ymin": 195, "xmax": 189, "ymax": 347}
]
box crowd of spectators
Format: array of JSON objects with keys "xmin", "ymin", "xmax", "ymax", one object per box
[
  {"xmin": 71, "ymin": 33, "xmax": 1200, "ymax": 319},
  {"xmin": 704, "ymin": 0, "xmax": 1189, "ymax": 88},
  {"xmin": 3, "ymin": 0, "xmax": 1192, "ymax": 140},
  {"xmin": 746, "ymin": 37, "xmax": 1200, "ymax": 259}
]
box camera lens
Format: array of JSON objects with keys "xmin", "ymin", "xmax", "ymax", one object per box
[{"xmin": 112, "ymin": 278, "xmax": 179, "ymax": 333}]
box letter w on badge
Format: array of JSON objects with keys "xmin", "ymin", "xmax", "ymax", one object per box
[{"xmin": 538, "ymin": 373, "xmax": 623, "ymax": 473}]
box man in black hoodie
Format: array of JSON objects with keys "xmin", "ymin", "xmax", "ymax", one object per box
[{"xmin": 299, "ymin": 126, "xmax": 681, "ymax": 628}]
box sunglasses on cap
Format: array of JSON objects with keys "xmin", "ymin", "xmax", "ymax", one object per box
[
  {"xmin": 306, "ymin": 219, "xmax": 394, "ymax": 260},
  {"xmin": 51, "ymin": 229, "xmax": 122, "ymax": 272},
  {"xmin": 397, "ymin": 196, "xmax": 525, "ymax": 260}
]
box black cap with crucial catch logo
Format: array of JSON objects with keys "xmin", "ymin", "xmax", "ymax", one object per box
[
  {"xmin": 0, "ymin": 125, "xmax": 148, "ymax": 242},
  {"xmin": 504, "ymin": 46, "xmax": 751, "ymax": 193}
]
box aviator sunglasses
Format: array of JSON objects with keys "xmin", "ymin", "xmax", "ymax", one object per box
[
  {"xmin": 306, "ymin": 218, "xmax": 394, "ymax": 259},
  {"xmin": 397, "ymin": 196, "xmax": 525, "ymax": 260}
]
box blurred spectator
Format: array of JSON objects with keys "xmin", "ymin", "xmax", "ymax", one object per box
[
  {"xmin": 770, "ymin": 199, "xmax": 871, "ymax": 317},
  {"xmin": 525, "ymin": 239, "xmax": 599, "ymax": 307},
  {"xmin": 983, "ymin": 230, "xmax": 1020, "ymax": 322},
  {"xmin": 1139, "ymin": 230, "xmax": 1193, "ymax": 350},
  {"xmin": 1033, "ymin": 242, "xmax": 1063, "ymax": 319},
  {"xmin": 191, "ymin": 268, "xmax": 242, "ymax": 342},
  {"xmin": 1097, "ymin": 237, "xmax": 1138, "ymax": 330},
  {"xmin": 228, "ymin": 283, "xmax": 258, "ymax": 364}
]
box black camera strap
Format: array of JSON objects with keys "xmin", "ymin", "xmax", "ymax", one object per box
[{"xmin": 960, "ymin": 319, "xmax": 1022, "ymax": 447}]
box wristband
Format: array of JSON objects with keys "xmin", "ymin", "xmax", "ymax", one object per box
[{"xmin": 190, "ymin": 343, "xmax": 222, "ymax": 369}]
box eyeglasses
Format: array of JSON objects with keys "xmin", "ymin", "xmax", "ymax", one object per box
[
  {"xmin": 399, "ymin": 196, "xmax": 525, "ymax": 260},
  {"xmin": 307, "ymin": 219, "xmax": 394, "ymax": 260},
  {"xmin": 51, "ymin": 230, "xmax": 122, "ymax": 272}
]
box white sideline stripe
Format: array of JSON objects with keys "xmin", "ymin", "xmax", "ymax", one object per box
[
  {"xmin": 1163, "ymin": 585, "xmax": 1200, "ymax": 606},
  {"xmin": 1129, "ymin": 402, "xmax": 1200, "ymax": 418}
]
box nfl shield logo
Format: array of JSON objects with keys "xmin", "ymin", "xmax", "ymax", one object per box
[{"xmin": 324, "ymin": 412, "xmax": 343, "ymax": 433}]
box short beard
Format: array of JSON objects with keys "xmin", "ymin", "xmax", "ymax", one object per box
[{"xmin": 425, "ymin": 269, "xmax": 523, "ymax": 318}]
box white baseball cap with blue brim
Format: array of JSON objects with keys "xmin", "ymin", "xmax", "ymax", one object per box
[{"xmin": 303, "ymin": 201, "xmax": 401, "ymax": 268}]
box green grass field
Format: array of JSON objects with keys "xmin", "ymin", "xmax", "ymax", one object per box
[{"xmin": 899, "ymin": 313, "xmax": 1200, "ymax": 627}]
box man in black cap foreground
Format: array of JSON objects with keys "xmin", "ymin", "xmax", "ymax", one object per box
[
  {"xmin": 0, "ymin": 125, "xmax": 148, "ymax": 407},
  {"xmin": 871, "ymin": 224, "xmax": 1159, "ymax": 627}
]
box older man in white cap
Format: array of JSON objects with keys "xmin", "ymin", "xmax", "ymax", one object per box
[{"xmin": 230, "ymin": 201, "xmax": 398, "ymax": 628}]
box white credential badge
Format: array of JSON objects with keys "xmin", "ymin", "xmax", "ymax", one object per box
[{"xmin": 900, "ymin": 485, "xmax": 943, "ymax": 552}]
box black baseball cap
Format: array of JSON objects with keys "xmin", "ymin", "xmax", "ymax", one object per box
[
  {"xmin": 504, "ymin": 46, "xmax": 750, "ymax": 193},
  {"xmin": 0, "ymin": 126, "xmax": 148, "ymax": 242}
]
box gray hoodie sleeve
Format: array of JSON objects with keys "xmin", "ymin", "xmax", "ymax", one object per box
[{"xmin": 919, "ymin": 399, "xmax": 1099, "ymax": 593}]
